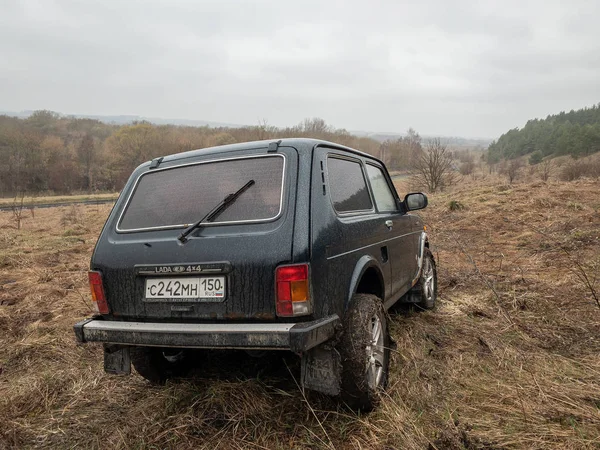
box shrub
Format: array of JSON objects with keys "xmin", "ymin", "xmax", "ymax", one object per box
[
  {"xmin": 459, "ymin": 160, "xmax": 475, "ymax": 176},
  {"xmin": 448, "ymin": 200, "xmax": 465, "ymax": 211},
  {"xmin": 498, "ymin": 159, "xmax": 524, "ymax": 184},
  {"xmin": 60, "ymin": 205, "xmax": 82, "ymax": 227},
  {"xmin": 560, "ymin": 157, "xmax": 600, "ymax": 181},
  {"xmin": 529, "ymin": 151, "xmax": 543, "ymax": 165}
]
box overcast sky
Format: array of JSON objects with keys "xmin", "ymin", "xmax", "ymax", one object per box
[{"xmin": 1, "ymin": 0, "xmax": 599, "ymax": 138}]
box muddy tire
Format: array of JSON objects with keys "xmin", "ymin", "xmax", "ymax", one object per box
[
  {"xmin": 130, "ymin": 347, "xmax": 190, "ymax": 384},
  {"xmin": 339, "ymin": 293, "xmax": 390, "ymax": 412},
  {"xmin": 415, "ymin": 248, "xmax": 437, "ymax": 310}
]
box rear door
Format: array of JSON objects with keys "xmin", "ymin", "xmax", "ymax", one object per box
[
  {"xmin": 92, "ymin": 147, "xmax": 297, "ymax": 321},
  {"xmin": 309, "ymin": 149, "xmax": 393, "ymax": 318}
]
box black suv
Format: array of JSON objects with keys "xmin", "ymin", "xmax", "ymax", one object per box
[{"xmin": 74, "ymin": 138, "xmax": 437, "ymax": 410}]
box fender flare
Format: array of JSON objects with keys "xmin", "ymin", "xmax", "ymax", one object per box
[{"xmin": 345, "ymin": 255, "xmax": 385, "ymax": 311}]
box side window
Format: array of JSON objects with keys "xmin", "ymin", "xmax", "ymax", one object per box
[
  {"xmin": 366, "ymin": 164, "xmax": 397, "ymax": 212},
  {"xmin": 327, "ymin": 156, "xmax": 373, "ymax": 213}
]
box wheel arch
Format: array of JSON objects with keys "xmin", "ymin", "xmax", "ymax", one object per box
[
  {"xmin": 346, "ymin": 255, "xmax": 385, "ymax": 311},
  {"xmin": 411, "ymin": 231, "xmax": 430, "ymax": 286}
]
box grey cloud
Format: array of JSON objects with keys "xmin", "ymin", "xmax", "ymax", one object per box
[{"xmin": 1, "ymin": 0, "xmax": 599, "ymax": 138}]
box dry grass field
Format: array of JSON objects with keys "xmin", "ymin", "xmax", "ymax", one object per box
[
  {"xmin": 1, "ymin": 176, "xmax": 599, "ymax": 449},
  {"xmin": 0, "ymin": 193, "xmax": 119, "ymax": 209}
]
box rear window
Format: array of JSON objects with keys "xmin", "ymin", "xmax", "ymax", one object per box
[{"xmin": 118, "ymin": 155, "xmax": 285, "ymax": 232}]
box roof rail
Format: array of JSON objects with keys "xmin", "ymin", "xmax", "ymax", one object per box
[{"xmin": 268, "ymin": 140, "xmax": 282, "ymax": 152}]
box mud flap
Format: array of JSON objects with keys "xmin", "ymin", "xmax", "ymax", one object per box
[
  {"xmin": 403, "ymin": 289, "xmax": 421, "ymax": 303},
  {"xmin": 103, "ymin": 344, "xmax": 131, "ymax": 375},
  {"xmin": 301, "ymin": 345, "xmax": 341, "ymax": 396}
]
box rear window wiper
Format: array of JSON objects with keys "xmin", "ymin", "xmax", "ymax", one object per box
[{"xmin": 178, "ymin": 179, "xmax": 255, "ymax": 243}]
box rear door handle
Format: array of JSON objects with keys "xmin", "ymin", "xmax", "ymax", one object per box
[{"xmin": 385, "ymin": 220, "xmax": 393, "ymax": 229}]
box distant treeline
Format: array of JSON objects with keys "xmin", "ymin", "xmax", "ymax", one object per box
[
  {"xmin": 488, "ymin": 103, "xmax": 600, "ymax": 163},
  {"xmin": 0, "ymin": 111, "xmax": 486, "ymax": 196},
  {"xmin": 0, "ymin": 112, "xmax": 389, "ymax": 196}
]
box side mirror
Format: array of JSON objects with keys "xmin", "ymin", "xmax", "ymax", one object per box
[{"xmin": 403, "ymin": 193, "xmax": 428, "ymax": 211}]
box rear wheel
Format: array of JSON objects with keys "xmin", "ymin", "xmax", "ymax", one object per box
[
  {"xmin": 339, "ymin": 293, "xmax": 390, "ymax": 412},
  {"xmin": 415, "ymin": 248, "xmax": 437, "ymax": 310},
  {"xmin": 130, "ymin": 347, "xmax": 191, "ymax": 384}
]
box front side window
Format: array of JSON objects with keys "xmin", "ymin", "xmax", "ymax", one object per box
[
  {"xmin": 327, "ymin": 156, "xmax": 373, "ymax": 213},
  {"xmin": 366, "ymin": 164, "xmax": 397, "ymax": 212},
  {"xmin": 118, "ymin": 155, "xmax": 285, "ymax": 231}
]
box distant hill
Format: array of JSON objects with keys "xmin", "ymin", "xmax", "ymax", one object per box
[
  {"xmin": 488, "ymin": 103, "xmax": 600, "ymax": 162},
  {"xmin": 0, "ymin": 110, "xmax": 492, "ymax": 147},
  {"xmin": 352, "ymin": 130, "xmax": 492, "ymax": 148},
  {"xmin": 0, "ymin": 110, "xmax": 245, "ymax": 129}
]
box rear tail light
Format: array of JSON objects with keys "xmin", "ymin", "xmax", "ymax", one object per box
[
  {"xmin": 276, "ymin": 264, "xmax": 310, "ymax": 317},
  {"xmin": 89, "ymin": 271, "xmax": 109, "ymax": 314}
]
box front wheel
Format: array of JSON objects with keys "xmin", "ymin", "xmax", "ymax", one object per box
[
  {"xmin": 416, "ymin": 248, "xmax": 437, "ymax": 310},
  {"xmin": 338, "ymin": 293, "xmax": 390, "ymax": 412}
]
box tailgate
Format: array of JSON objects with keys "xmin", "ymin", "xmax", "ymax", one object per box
[{"xmin": 92, "ymin": 148, "xmax": 298, "ymax": 321}]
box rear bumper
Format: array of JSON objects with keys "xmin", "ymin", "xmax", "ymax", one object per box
[{"xmin": 74, "ymin": 315, "xmax": 340, "ymax": 353}]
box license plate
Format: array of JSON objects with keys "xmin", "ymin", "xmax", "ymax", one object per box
[{"xmin": 144, "ymin": 277, "xmax": 225, "ymax": 302}]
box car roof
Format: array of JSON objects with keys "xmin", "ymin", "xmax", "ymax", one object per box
[{"xmin": 159, "ymin": 138, "xmax": 381, "ymax": 165}]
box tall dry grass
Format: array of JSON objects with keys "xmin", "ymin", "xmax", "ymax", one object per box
[{"xmin": 1, "ymin": 176, "xmax": 599, "ymax": 449}]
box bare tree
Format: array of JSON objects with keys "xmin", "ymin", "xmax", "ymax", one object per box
[
  {"xmin": 405, "ymin": 128, "xmax": 422, "ymax": 165},
  {"xmin": 301, "ymin": 118, "xmax": 330, "ymax": 136},
  {"xmin": 77, "ymin": 133, "xmax": 97, "ymax": 191},
  {"xmin": 410, "ymin": 138, "xmax": 455, "ymax": 193},
  {"xmin": 538, "ymin": 159, "xmax": 554, "ymax": 182},
  {"xmin": 255, "ymin": 118, "xmax": 276, "ymax": 141},
  {"xmin": 11, "ymin": 191, "xmax": 26, "ymax": 230},
  {"xmin": 505, "ymin": 159, "xmax": 523, "ymax": 184},
  {"xmin": 459, "ymin": 158, "xmax": 476, "ymax": 176},
  {"xmin": 105, "ymin": 123, "xmax": 160, "ymax": 185},
  {"xmin": 380, "ymin": 128, "xmax": 423, "ymax": 171}
]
